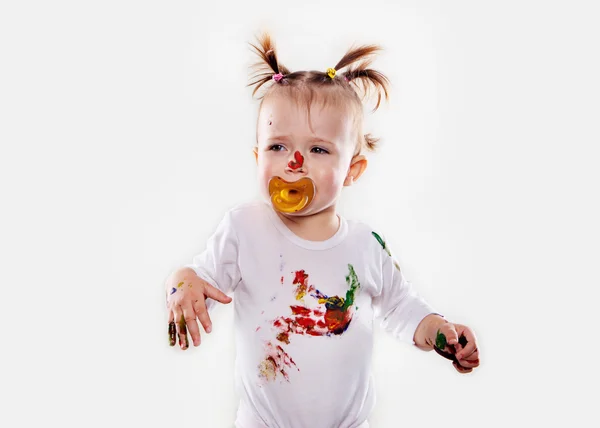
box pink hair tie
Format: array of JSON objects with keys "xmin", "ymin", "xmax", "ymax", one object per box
[{"xmin": 273, "ymin": 73, "xmax": 284, "ymax": 82}]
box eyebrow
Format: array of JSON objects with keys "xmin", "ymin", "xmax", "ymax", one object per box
[{"xmin": 267, "ymin": 135, "xmax": 335, "ymax": 145}]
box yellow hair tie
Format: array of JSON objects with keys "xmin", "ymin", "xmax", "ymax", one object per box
[{"xmin": 326, "ymin": 67, "xmax": 336, "ymax": 79}]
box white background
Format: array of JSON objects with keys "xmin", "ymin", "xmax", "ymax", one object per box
[{"xmin": 2, "ymin": 1, "xmax": 599, "ymax": 427}]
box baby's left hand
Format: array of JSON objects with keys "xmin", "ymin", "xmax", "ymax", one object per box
[{"xmin": 434, "ymin": 322, "xmax": 480, "ymax": 373}]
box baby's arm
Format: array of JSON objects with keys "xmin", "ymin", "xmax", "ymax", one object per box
[
  {"xmin": 166, "ymin": 210, "xmax": 241, "ymax": 349},
  {"xmin": 372, "ymin": 247, "xmax": 439, "ymax": 346}
]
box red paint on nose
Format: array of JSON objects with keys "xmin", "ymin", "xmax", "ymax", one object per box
[{"xmin": 288, "ymin": 151, "xmax": 304, "ymax": 170}]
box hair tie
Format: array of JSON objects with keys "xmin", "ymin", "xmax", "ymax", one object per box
[
  {"xmin": 326, "ymin": 67, "xmax": 336, "ymax": 79},
  {"xmin": 272, "ymin": 73, "xmax": 284, "ymax": 82}
]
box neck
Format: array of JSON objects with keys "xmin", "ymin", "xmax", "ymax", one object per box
[{"xmin": 275, "ymin": 204, "xmax": 340, "ymax": 241}]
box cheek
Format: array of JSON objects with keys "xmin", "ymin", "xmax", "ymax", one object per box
[
  {"xmin": 314, "ymin": 166, "xmax": 345, "ymax": 192},
  {"xmin": 259, "ymin": 155, "xmax": 279, "ymax": 174},
  {"xmin": 256, "ymin": 154, "xmax": 279, "ymax": 191}
]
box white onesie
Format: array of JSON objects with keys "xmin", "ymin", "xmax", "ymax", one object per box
[{"xmin": 185, "ymin": 200, "xmax": 438, "ymax": 428}]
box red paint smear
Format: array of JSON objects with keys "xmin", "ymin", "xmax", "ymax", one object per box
[
  {"xmin": 262, "ymin": 268, "xmax": 358, "ymax": 382},
  {"xmin": 293, "ymin": 270, "xmax": 308, "ymax": 285},
  {"xmin": 295, "ymin": 316, "xmax": 317, "ymax": 329},
  {"xmin": 290, "ymin": 305, "xmax": 312, "ymax": 316},
  {"xmin": 280, "ymin": 276, "xmax": 284, "ymax": 284},
  {"xmin": 293, "ymin": 270, "xmax": 310, "ymax": 300},
  {"xmin": 324, "ymin": 308, "xmax": 352, "ymax": 333},
  {"xmin": 288, "ymin": 151, "xmax": 304, "ymax": 169}
]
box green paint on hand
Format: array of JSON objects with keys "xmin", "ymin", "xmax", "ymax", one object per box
[
  {"xmin": 434, "ymin": 330, "xmax": 469, "ymax": 364},
  {"xmin": 177, "ymin": 281, "xmax": 184, "ymax": 288},
  {"xmin": 435, "ymin": 329, "xmax": 447, "ymax": 350}
]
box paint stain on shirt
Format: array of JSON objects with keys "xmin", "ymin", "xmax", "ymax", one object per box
[{"xmin": 258, "ymin": 264, "xmax": 361, "ymax": 383}]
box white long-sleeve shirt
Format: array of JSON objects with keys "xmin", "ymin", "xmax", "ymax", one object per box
[{"xmin": 185, "ymin": 200, "xmax": 438, "ymax": 428}]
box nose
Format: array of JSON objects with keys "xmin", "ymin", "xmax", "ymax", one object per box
[{"xmin": 287, "ymin": 151, "xmax": 305, "ymax": 171}]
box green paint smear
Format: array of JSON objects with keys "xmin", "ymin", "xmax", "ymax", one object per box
[
  {"xmin": 373, "ymin": 231, "xmax": 401, "ymax": 272},
  {"xmin": 342, "ymin": 264, "xmax": 361, "ymax": 311},
  {"xmin": 435, "ymin": 329, "xmax": 447, "ymax": 349},
  {"xmin": 372, "ymin": 231, "xmax": 391, "ymax": 257}
]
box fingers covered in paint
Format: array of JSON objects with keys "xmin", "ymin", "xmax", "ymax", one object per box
[
  {"xmin": 436, "ymin": 322, "xmax": 460, "ymax": 351},
  {"xmin": 165, "ymin": 268, "xmax": 233, "ymax": 350},
  {"xmin": 168, "ymin": 310, "xmax": 176, "ymax": 347},
  {"xmin": 170, "ymin": 305, "xmax": 186, "ymax": 349},
  {"xmin": 177, "ymin": 313, "xmax": 189, "ymax": 350},
  {"xmin": 453, "ymin": 324, "xmax": 478, "ymax": 360},
  {"xmin": 434, "ymin": 322, "xmax": 480, "ymax": 373},
  {"xmin": 453, "ymin": 324, "xmax": 480, "ymax": 371}
]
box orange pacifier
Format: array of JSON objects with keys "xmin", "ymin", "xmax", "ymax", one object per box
[{"xmin": 268, "ymin": 176, "xmax": 316, "ymax": 213}]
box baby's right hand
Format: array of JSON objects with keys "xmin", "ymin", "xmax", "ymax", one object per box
[{"xmin": 165, "ymin": 267, "xmax": 233, "ymax": 350}]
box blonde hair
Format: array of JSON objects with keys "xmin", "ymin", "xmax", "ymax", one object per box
[{"xmin": 247, "ymin": 32, "xmax": 391, "ymax": 153}]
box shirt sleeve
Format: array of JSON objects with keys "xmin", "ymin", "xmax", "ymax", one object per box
[
  {"xmin": 183, "ymin": 210, "xmax": 241, "ymax": 312},
  {"xmin": 371, "ymin": 236, "xmax": 442, "ymax": 346}
]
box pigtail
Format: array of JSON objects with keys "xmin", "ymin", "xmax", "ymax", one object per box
[
  {"xmin": 332, "ymin": 44, "xmax": 390, "ymax": 151},
  {"xmin": 247, "ymin": 32, "xmax": 292, "ymax": 97},
  {"xmin": 331, "ymin": 44, "xmax": 390, "ymax": 113},
  {"xmin": 345, "ymin": 67, "xmax": 390, "ymax": 112}
]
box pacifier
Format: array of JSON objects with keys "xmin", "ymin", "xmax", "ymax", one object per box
[{"xmin": 268, "ymin": 176, "xmax": 316, "ymax": 213}]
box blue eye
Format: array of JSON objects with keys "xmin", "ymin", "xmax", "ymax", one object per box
[
  {"xmin": 268, "ymin": 144, "xmax": 285, "ymax": 152},
  {"xmin": 311, "ymin": 147, "xmax": 329, "ymax": 154}
]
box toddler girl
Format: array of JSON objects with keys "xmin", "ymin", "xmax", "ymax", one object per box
[{"xmin": 165, "ymin": 32, "xmax": 480, "ymax": 428}]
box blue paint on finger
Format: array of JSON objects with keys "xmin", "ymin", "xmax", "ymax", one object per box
[{"xmin": 170, "ymin": 287, "xmax": 177, "ymax": 295}]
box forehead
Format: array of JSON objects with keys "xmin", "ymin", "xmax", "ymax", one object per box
[{"xmin": 257, "ymin": 94, "xmax": 354, "ymax": 145}]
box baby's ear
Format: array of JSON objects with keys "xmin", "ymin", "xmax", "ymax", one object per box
[{"xmin": 344, "ymin": 155, "xmax": 367, "ymax": 186}]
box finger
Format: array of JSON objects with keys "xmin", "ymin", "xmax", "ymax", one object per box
[
  {"xmin": 181, "ymin": 300, "xmax": 201, "ymax": 347},
  {"xmin": 440, "ymin": 324, "xmax": 459, "ymax": 349},
  {"xmin": 193, "ymin": 298, "xmax": 212, "ymax": 335},
  {"xmin": 178, "ymin": 313, "xmax": 189, "ymax": 350},
  {"xmin": 173, "ymin": 306, "xmax": 188, "ymax": 350},
  {"xmin": 455, "ymin": 332, "xmax": 477, "ymax": 360},
  {"xmin": 459, "ymin": 346, "xmax": 479, "ymax": 362},
  {"xmin": 168, "ymin": 320, "xmax": 176, "ymax": 347},
  {"xmin": 203, "ymin": 282, "xmax": 233, "ymax": 304},
  {"xmin": 457, "ymin": 357, "xmax": 480, "ymax": 369},
  {"xmin": 453, "ymin": 360, "xmax": 473, "ymax": 373}
]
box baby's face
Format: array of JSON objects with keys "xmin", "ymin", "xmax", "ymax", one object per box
[{"xmin": 255, "ymin": 95, "xmax": 357, "ymax": 216}]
